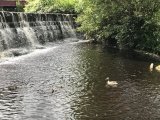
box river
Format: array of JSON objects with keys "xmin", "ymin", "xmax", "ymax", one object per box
[{"xmin": 0, "ymin": 40, "xmax": 160, "ymax": 120}]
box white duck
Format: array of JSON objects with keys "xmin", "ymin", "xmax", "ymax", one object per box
[
  {"xmin": 106, "ymin": 77, "xmax": 118, "ymax": 87},
  {"xmin": 149, "ymin": 63, "xmax": 154, "ymax": 72},
  {"xmin": 149, "ymin": 63, "xmax": 160, "ymax": 72},
  {"xmin": 155, "ymin": 65, "xmax": 160, "ymax": 72}
]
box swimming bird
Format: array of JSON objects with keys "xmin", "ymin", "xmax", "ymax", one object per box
[
  {"xmin": 7, "ymin": 85, "xmax": 18, "ymax": 91},
  {"xmin": 149, "ymin": 63, "xmax": 160, "ymax": 72},
  {"xmin": 155, "ymin": 65, "xmax": 160, "ymax": 72},
  {"xmin": 149, "ymin": 63, "xmax": 154, "ymax": 72},
  {"xmin": 52, "ymin": 89, "xmax": 55, "ymax": 93},
  {"xmin": 106, "ymin": 77, "xmax": 118, "ymax": 87}
]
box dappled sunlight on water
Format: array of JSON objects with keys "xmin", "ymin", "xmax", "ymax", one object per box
[{"xmin": 0, "ymin": 41, "xmax": 160, "ymax": 120}]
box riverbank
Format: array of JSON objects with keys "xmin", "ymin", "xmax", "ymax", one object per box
[
  {"xmin": 133, "ymin": 50, "xmax": 160, "ymax": 62},
  {"xmin": 88, "ymin": 39, "xmax": 160, "ymax": 62}
]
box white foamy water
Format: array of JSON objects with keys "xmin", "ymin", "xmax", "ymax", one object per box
[{"xmin": 0, "ymin": 39, "xmax": 90, "ymax": 65}]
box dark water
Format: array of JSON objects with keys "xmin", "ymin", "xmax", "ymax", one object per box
[{"xmin": 0, "ymin": 41, "xmax": 160, "ymax": 120}]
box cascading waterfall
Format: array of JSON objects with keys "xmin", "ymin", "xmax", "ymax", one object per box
[
  {"xmin": 0, "ymin": 11, "xmax": 77, "ymax": 58},
  {"xmin": 19, "ymin": 13, "xmax": 40, "ymax": 48},
  {"xmin": 0, "ymin": 12, "xmax": 13, "ymax": 50}
]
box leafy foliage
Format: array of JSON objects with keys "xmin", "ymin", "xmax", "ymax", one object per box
[
  {"xmin": 16, "ymin": 0, "xmax": 24, "ymax": 12},
  {"xmin": 24, "ymin": 0, "xmax": 76, "ymax": 13},
  {"xmin": 77, "ymin": 0, "xmax": 160, "ymax": 53}
]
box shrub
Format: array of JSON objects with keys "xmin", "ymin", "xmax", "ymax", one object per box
[
  {"xmin": 24, "ymin": 0, "xmax": 76, "ymax": 13},
  {"xmin": 77, "ymin": 0, "xmax": 160, "ymax": 53}
]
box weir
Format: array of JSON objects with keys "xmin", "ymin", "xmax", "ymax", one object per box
[{"xmin": 0, "ymin": 11, "xmax": 77, "ymax": 56}]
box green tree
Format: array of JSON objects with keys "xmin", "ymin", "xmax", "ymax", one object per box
[
  {"xmin": 77, "ymin": 0, "xmax": 160, "ymax": 53},
  {"xmin": 16, "ymin": 0, "xmax": 24, "ymax": 12},
  {"xmin": 24, "ymin": 0, "xmax": 77, "ymax": 13}
]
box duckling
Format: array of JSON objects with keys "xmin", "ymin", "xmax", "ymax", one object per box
[
  {"xmin": 106, "ymin": 77, "xmax": 118, "ymax": 87},
  {"xmin": 149, "ymin": 63, "xmax": 160, "ymax": 72},
  {"xmin": 149, "ymin": 63, "xmax": 154, "ymax": 72},
  {"xmin": 7, "ymin": 85, "xmax": 18, "ymax": 91},
  {"xmin": 155, "ymin": 65, "xmax": 160, "ymax": 72},
  {"xmin": 52, "ymin": 89, "xmax": 55, "ymax": 93}
]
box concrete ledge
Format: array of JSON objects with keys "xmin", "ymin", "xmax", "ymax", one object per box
[{"xmin": 0, "ymin": 11, "xmax": 76, "ymax": 28}]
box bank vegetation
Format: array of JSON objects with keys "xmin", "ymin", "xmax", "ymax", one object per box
[{"xmin": 25, "ymin": 0, "xmax": 160, "ymax": 55}]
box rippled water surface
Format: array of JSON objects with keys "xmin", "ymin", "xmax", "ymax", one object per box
[{"xmin": 0, "ymin": 40, "xmax": 160, "ymax": 120}]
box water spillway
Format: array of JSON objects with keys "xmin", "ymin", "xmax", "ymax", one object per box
[{"xmin": 0, "ymin": 11, "xmax": 77, "ymax": 56}]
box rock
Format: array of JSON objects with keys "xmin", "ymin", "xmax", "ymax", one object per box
[
  {"xmin": 52, "ymin": 89, "xmax": 55, "ymax": 93},
  {"xmin": 7, "ymin": 85, "xmax": 18, "ymax": 91}
]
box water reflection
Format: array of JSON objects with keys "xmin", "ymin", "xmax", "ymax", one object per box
[{"xmin": 0, "ymin": 42, "xmax": 160, "ymax": 120}]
